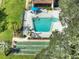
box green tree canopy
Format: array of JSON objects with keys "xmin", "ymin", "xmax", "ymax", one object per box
[{"xmin": 35, "ymin": 0, "xmax": 79, "ymax": 59}]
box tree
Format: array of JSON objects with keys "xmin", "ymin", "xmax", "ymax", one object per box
[
  {"xmin": 35, "ymin": 0, "xmax": 79, "ymax": 59},
  {"xmin": 59, "ymin": 0, "xmax": 79, "ymax": 58}
]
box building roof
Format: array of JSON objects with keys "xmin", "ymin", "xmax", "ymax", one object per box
[{"xmin": 32, "ymin": 0, "xmax": 53, "ymax": 4}]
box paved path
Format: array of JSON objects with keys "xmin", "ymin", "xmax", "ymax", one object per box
[
  {"xmin": 0, "ymin": 0, "xmax": 2, "ymax": 6},
  {"xmin": 12, "ymin": 37, "xmax": 50, "ymax": 42},
  {"xmin": 25, "ymin": 0, "xmax": 31, "ymax": 9}
]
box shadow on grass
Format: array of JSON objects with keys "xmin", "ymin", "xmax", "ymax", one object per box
[
  {"xmin": 0, "ymin": 8, "xmax": 8, "ymax": 32},
  {"xmin": 0, "ymin": 8, "xmax": 7, "ymax": 21}
]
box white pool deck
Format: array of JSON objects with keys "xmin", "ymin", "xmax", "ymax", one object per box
[{"xmin": 23, "ymin": 10, "xmax": 61, "ymax": 38}]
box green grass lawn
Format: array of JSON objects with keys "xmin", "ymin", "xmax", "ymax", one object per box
[
  {"xmin": 0, "ymin": 30, "xmax": 12, "ymax": 41},
  {"xmin": 0, "ymin": 53, "xmax": 35, "ymax": 59},
  {"xmin": 0, "ymin": 0, "xmax": 25, "ymax": 41}
]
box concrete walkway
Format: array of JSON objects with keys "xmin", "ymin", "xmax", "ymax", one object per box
[
  {"xmin": 25, "ymin": 0, "xmax": 31, "ymax": 9},
  {"xmin": 12, "ymin": 37, "xmax": 50, "ymax": 42},
  {"xmin": 0, "ymin": 0, "xmax": 2, "ymax": 7}
]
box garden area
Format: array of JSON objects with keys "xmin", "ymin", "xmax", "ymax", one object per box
[
  {"xmin": 0, "ymin": 0, "xmax": 25, "ymax": 41},
  {"xmin": 0, "ymin": 0, "xmax": 35, "ymax": 59}
]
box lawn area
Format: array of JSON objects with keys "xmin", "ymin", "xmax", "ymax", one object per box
[
  {"xmin": 0, "ymin": 0, "xmax": 36, "ymax": 59},
  {"xmin": 0, "ymin": 53, "xmax": 35, "ymax": 59},
  {"xmin": 0, "ymin": 30, "xmax": 12, "ymax": 41},
  {"xmin": 0, "ymin": 0, "xmax": 26, "ymax": 41}
]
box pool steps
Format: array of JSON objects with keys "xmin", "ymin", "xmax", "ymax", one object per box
[{"xmin": 13, "ymin": 40, "xmax": 49, "ymax": 55}]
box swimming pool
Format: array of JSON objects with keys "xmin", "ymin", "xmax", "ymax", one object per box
[{"xmin": 33, "ymin": 17, "xmax": 58, "ymax": 32}]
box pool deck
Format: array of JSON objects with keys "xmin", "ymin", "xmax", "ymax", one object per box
[
  {"xmin": 12, "ymin": 37, "xmax": 50, "ymax": 42},
  {"xmin": 23, "ymin": 10, "xmax": 60, "ymax": 38},
  {"xmin": 23, "ymin": 10, "xmax": 60, "ymax": 39}
]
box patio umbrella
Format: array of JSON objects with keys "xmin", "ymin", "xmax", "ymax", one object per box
[{"xmin": 31, "ymin": 7, "xmax": 40, "ymax": 11}]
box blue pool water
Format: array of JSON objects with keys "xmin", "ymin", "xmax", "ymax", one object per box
[{"xmin": 33, "ymin": 18, "xmax": 58, "ymax": 32}]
